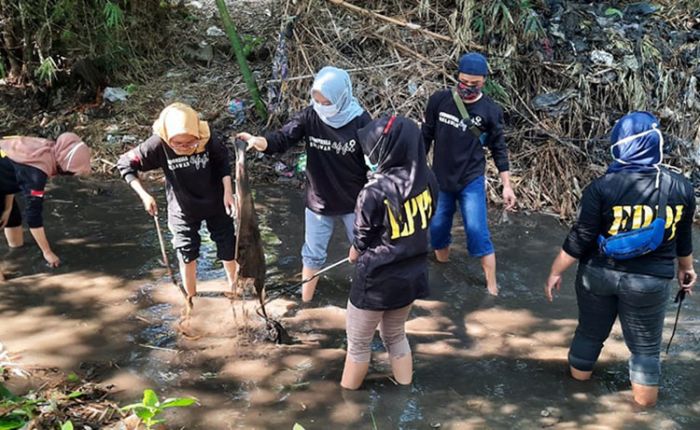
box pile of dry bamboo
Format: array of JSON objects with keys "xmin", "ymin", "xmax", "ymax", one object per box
[{"xmin": 272, "ymin": 0, "xmax": 699, "ymax": 218}]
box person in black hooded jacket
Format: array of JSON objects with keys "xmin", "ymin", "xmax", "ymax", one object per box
[
  {"xmin": 341, "ymin": 115, "xmax": 438, "ymax": 390},
  {"xmin": 545, "ymin": 112, "xmax": 696, "ymax": 407}
]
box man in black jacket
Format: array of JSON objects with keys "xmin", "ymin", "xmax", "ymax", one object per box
[{"xmin": 422, "ymin": 52, "xmax": 515, "ymax": 295}]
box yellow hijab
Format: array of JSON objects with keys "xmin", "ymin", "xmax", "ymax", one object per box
[{"xmin": 152, "ymin": 103, "xmax": 210, "ymax": 155}]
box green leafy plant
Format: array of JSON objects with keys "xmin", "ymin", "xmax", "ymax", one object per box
[
  {"xmin": 293, "ymin": 424, "xmax": 305, "ymax": 430},
  {"xmin": 519, "ymin": 1, "xmax": 544, "ymax": 40},
  {"xmin": 241, "ymin": 34, "xmax": 264, "ymax": 58},
  {"xmin": 488, "ymin": 0, "xmax": 515, "ymax": 34},
  {"xmin": 0, "ymin": 378, "xmax": 83, "ymax": 430},
  {"xmin": 121, "ymin": 389, "xmax": 197, "ymax": 430},
  {"xmin": 103, "ymin": 1, "xmax": 125, "ymax": 28},
  {"xmin": 0, "ymin": 382, "xmax": 40, "ymax": 430},
  {"xmin": 471, "ymin": 15, "xmax": 485, "ymax": 39},
  {"xmin": 483, "ymin": 79, "xmax": 510, "ymax": 105},
  {"xmin": 605, "ymin": 7, "xmax": 624, "ymax": 19},
  {"xmin": 34, "ymin": 56, "xmax": 59, "ymax": 86},
  {"xmin": 124, "ymin": 83, "xmax": 138, "ymax": 95}
]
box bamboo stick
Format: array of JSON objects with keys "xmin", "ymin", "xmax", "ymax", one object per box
[{"xmin": 215, "ymin": 0, "xmax": 268, "ymax": 121}]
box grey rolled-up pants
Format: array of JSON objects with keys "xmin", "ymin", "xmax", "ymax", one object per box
[{"xmin": 345, "ymin": 300, "xmax": 412, "ymax": 363}]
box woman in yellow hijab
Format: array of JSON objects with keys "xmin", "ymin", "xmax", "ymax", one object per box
[{"xmin": 116, "ymin": 103, "xmax": 238, "ymax": 301}]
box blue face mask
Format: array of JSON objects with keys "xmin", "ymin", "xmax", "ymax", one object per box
[
  {"xmin": 363, "ymin": 116, "xmax": 397, "ymax": 173},
  {"xmin": 312, "ymin": 100, "xmax": 339, "ymax": 120},
  {"xmin": 364, "ymin": 154, "xmax": 378, "ymax": 172},
  {"xmin": 363, "ymin": 133, "xmax": 383, "ymax": 172}
]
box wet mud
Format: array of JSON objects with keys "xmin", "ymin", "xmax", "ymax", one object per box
[{"xmin": 1, "ymin": 178, "xmax": 699, "ymax": 429}]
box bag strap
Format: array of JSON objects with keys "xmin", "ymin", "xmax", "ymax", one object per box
[
  {"xmin": 657, "ymin": 170, "xmax": 670, "ymax": 222},
  {"xmin": 451, "ymin": 88, "xmax": 470, "ymax": 121},
  {"xmin": 451, "ymin": 89, "xmax": 482, "ymax": 140}
]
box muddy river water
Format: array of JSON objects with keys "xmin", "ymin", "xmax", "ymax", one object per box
[{"xmin": 1, "ymin": 177, "xmax": 699, "ymax": 429}]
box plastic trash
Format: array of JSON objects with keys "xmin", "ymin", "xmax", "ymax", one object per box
[
  {"xmin": 227, "ymin": 98, "xmax": 246, "ymax": 126},
  {"xmin": 274, "ymin": 161, "xmax": 294, "ymax": 177},
  {"xmin": 206, "ymin": 26, "xmax": 225, "ymax": 37},
  {"xmin": 407, "ymin": 81, "xmax": 418, "ymax": 96},
  {"xmin": 590, "ymin": 50, "xmax": 614, "ymax": 66},
  {"xmin": 296, "ymin": 153, "xmax": 307, "ymax": 173},
  {"xmin": 103, "ymin": 87, "xmax": 128, "ymax": 103},
  {"xmin": 625, "ymin": 2, "xmax": 657, "ymax": 16},
  {"xmin": 531, "ymin": 90, "xmax": 577, "ymax": 116}
]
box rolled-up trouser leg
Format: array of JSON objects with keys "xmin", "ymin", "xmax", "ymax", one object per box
[
  {"xmin": 346, "ymin": 301, "xmax": 383, "ymax": 363},
  {"xmin": 617, "ymin": 272, "xmax": 670, "ymax": 386},
  {"xmin": 568, "ymin": 265, "xmax": 619, "ymax": 372},
  {"xmin": 169, "ymin": 218, "xmax": 202, "ymax": 264},
  {"xmin": 379, "ymin": 304, "xmax": 412, "ymax": 360}
]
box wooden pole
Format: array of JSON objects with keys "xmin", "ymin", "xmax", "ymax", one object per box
[{"xmin": 327, "ymin": 0, "xmax": 485, "ymax": 50}]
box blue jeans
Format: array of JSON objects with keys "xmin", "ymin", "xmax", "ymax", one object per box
[
  {"xmin": 302, "ymin": 208, "xmax": 355, "ymax": 269},
  {"xmin": 429, "ymin": 175, "xmax": 494, "ymax": 257},
  {"xmin": 569, "ymin": 264, "xmax": 671, "ymax": 386}
]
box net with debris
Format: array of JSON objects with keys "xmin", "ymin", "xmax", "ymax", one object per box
[{"xmin": 266, "ymin": 0, "xmax": 699, "ymax": 218}]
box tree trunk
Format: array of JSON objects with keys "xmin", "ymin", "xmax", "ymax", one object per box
[
  {"xmin": 18, "ymin": 1, "xmax": 33, "ymax": 83},
  {"xmin": 0, "ymin": 0, "xmax": 26, "ymax": 83}
]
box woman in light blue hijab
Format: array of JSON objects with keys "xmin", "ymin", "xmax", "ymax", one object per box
[
  {"xmin": 238, "ymin": 66, "xmax": 371, "ymax": 303},
  {"xmin": 310, "ymin": 66, "xmax": 365, "ymax": 128}
]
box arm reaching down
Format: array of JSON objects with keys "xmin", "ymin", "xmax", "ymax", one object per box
[
  {"xmin": 117, "ymin": 136, "xmax": 166, "ymax": 216},
  {"xmin": 545, "ymin": 249, "xmax": 578, "ymax": 302},
  {"xmin": 30, "ymin": 226, "xmax": 60, "ymax": 267}
]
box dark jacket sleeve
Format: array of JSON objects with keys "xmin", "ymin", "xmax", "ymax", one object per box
[
  {"xmin": 263, "ymin": 109, "xmax": 308, "ymax": 154},
  {"xmin": 15, "ymin": 164, "xmax": 47, "ymax": 228},
  {"xmin": 421, "ymin": 94, "xmax": 438, "ymax": 155},
  {"xmin": 353, "ymin": 187, "xmax": 385, "ymax": 252},
  {"xmin": 485, "ymin": 104, "xmax": 510, "ymax": 172},
  {"xmin": 676, "ymin": 182, "xmax": 696, "ymax": 257},
  {"xmin": 117, "ymin": 135, "xmax": 166, "ymax": 184},
  {"xmin": 209, "ymin": 134, "xmax": 232, "ymax": 180},
  {"xmin": 428, "ymin": 171, "xmax": 439, "ymax": 214},
  {"xmin": 563, "ymin": 181, "xmax": 603, "ymax": 258}
]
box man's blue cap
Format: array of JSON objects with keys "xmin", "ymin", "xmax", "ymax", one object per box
[{"xmin": 458, "ymin": 53, "xmax": 489, "ymax": 76}]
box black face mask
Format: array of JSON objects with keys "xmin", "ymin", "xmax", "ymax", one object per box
[{"xmin": 456, "ymin": 82, "xmax": 482, "ymax": 100}]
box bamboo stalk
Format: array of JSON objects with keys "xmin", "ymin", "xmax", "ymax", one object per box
[
  {"xmin": 266, "ymin": 59, "xmax": 411, "ymax": 83},
  {"xmin": 326, "ymin": 0, "xmax": 484, "ymax": 50},
  {"xmin": 327, "ymin": 0, "xmax": 451, "ymax": 42},
  {"xmin": 214, "ymin": 0, "xmax": 268, "ymax": 121}
]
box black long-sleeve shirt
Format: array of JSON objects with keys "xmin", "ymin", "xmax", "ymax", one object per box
[
  {"xmin": 350, "ymin": 176, "xmax": 438, "ymax": 310},
  {"xmin": 117, "ymin": 134, "xmax": 231, "ymax": 223},
  {"xmin": 0, "ymin": 156, "xmax": 48, "ymax": 228},
  {"xmin": 563, "ymin": 169, "xmax": 696, "ymax": 279},
  {"xmin": 422, "ymin": 90, "xmax": 510, "ymax": 192},
  {"xmin": 264, "ymin": 107, "xmax": 370, "ymax": 215}
]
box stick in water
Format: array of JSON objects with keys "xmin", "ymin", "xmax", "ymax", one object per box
[
  {"xmin": 264, "ymin": 257, "xmax": 350, "ymax": 303},
  {"xmin": 153, "ymin": 215, "xmax": 188, "ymax": 299},
  {"xmin": 302, "ymin": 257, "xmax": 350, "ymax": 284},
  {"xmin": 666, "ymin": 273, "xmax": 692, "ymax": 354}
]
